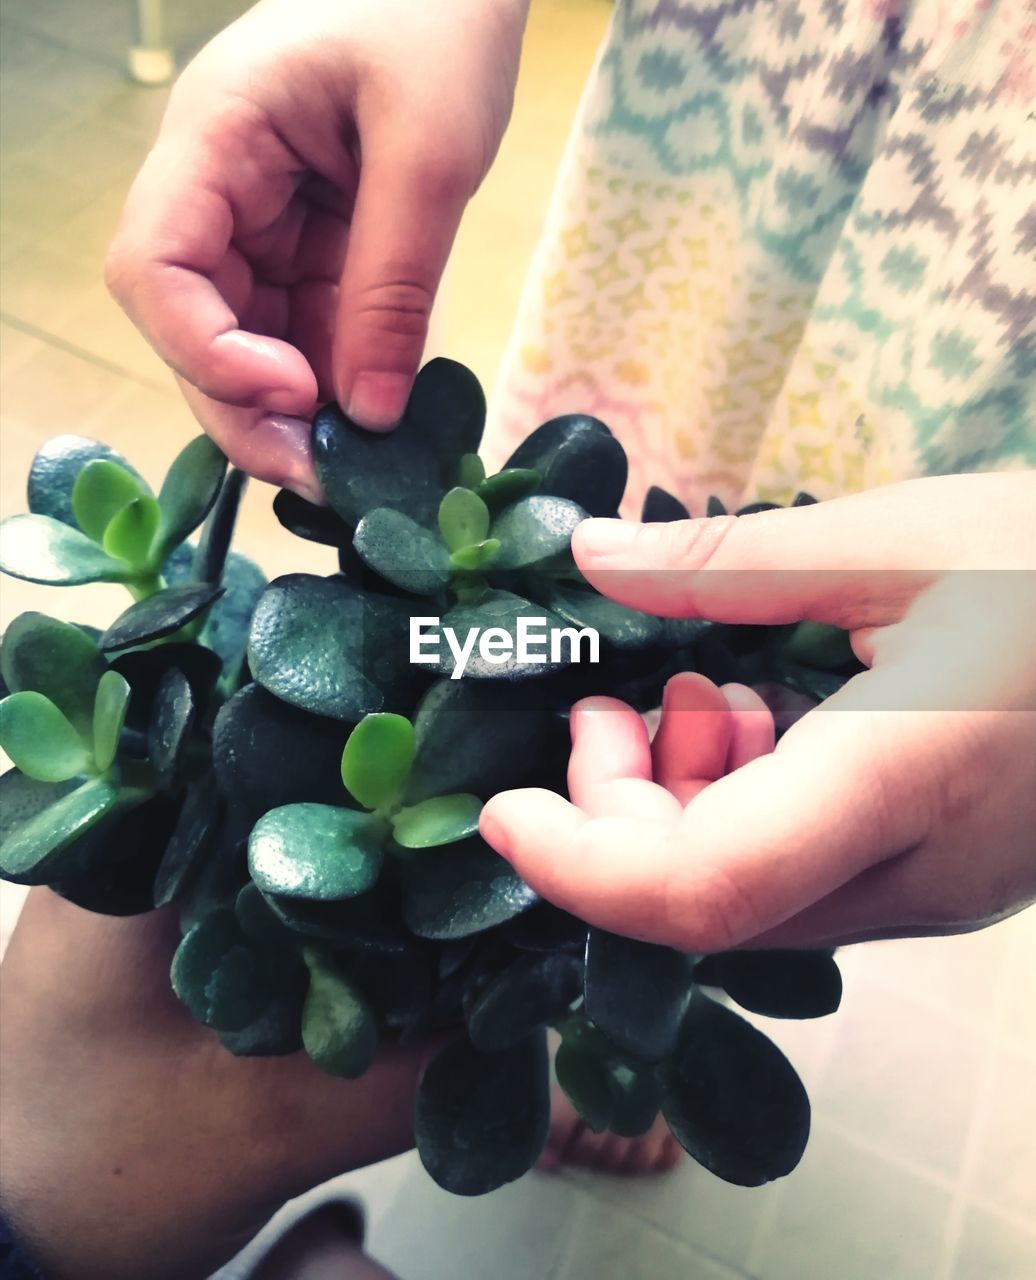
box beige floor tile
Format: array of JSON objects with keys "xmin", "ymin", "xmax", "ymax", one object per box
[
  {"xmin": 951, "ymin": 1206, "xmax": 1036, "ymax": 1280},
  {"xmin": 558, "ymin": 1198, "xmax": 741, "ymax": 1280},
  {"xmin": 967, "ymin": 1047, "xmax": 1036, "ymax": 1225},
  {"xmin": 1, "ymin": 242, "xmax": 101, "ymax": 330},
  {"xmin": 48, "ymin": 281, "xmax": 176, "ymax": 386}
]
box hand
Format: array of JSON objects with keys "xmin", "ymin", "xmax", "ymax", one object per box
[
  {"xmin": 480, "ymin": 473, "xmax": 1036, "ymax": 951},
  {"xmin": 0, "ymin": 891, "xmax": 436, "ymax": 1280},
  {"xmin": 105, "ymin": 0, "xmax": 528, "ymax": 499}
]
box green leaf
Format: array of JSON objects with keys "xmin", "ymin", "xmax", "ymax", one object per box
[
  {"xmin": 353, "ymin": 507, "xmax": 452, "ymax": 595},
  {"xmin": 196, "ymin": 552, "xmax": 266, "ymax": 679},
  {"xmin": 464, "ymin": 953, "xmax": 582, "ymax": 1052},
  {"xmin": 584, "ymin": 928, "xmax": 695, "ymax": 1064},
  {"xmin": 782, "ymin": 621, "xmax": 856, "ymax": 670},
  {"xmin": 660, "ymin": 992, "xmax": 811, "ymax": 1186},
  {"xmin": 0, "ymin": 612, "xmax": 108, "ymax": 736},
  {"xmin": 301, "ymin": 948, "xmax": 378, "ymax": 1078},
  {"xmin": 549, "ymin": 583, "xmax": 663, "ymax": 651},
  {"xmin": 28, "ymin": 435, "xmax": 149, "ymax": 527},
  {"xmin": 438, "ymin": 487, "xmax": 490, "ymax": 552},
  {"xmin": 0, "ymin": 692, "xmax": 91, "ymax": 782},
  {"xmin": 92, "ymin": 670, "xmax": 130, "ymax": 771},
  {"xmin": 402, "ymin": 836, "xmax": 538, "ymax": 939},
  {"xmin": 391, "ymin": 793, "xmax": 482, "ymax": 848},
  {"xmin": 170, "ymin": 909, "xmax": 270, "ymax": 1032},
  {"xmin": 192, "ymin": 468, "xmax": 247, "ymax": 585},
  {"xmin": 448, "ymin": 539, "xmax": 500, "ymax": 572},
  {"xmin": 272, "ymin": 489, "xmax": 352, "ymax": 547},
  {"xmin": 706, "ymin": 495, "xmax": 727, "ymax": 517},
  {"xmin": 147, "ymin": 668, "xmax": 195, "ymax": 789},
  {"xmin": 341, "ymin": 712, "xmax": 414, "ymax": 811},
  {"xmin": 101, "ymin": 583, "xmax": 223, "ymax": 652},
  {"xmin": 248, "ymin": 803, "xmax": 384, "ymax": 900},
  {"xmin": 0, "ymin": 513, "xmax": 132, "ymax": 585},
  {"xmin": 0, "ymin": 771, "xmax": 121, "ymax": 882},
  {"xmin": 102, "ymin": 495, "xmax": 161, "ymax": 567},
  {"xmin": 153, "ymin": 435, "xmax": 228, "ymax": 562},
  {"xmin": 435, "ymin": 591, "xmax": 571, "ymax": 680},
  {"xmin": 555, "ymin": 1016, "xmax": 661, "ymax": 1138},
  {"xmin": 416, "ymin": 1031, "xmax": 550, "ymax": 1196},
  {"xmin": 713, "ymin": 950, "xmax": 843, "ymax": 1019},
  {"xmin": 641, "ymin": 485, "xmax": 689, "ymax": 522},
  {"xmin": 475, "ymin": 468, "xmax": 539, "ymax": 512},
  {"xmin": 490, "ymin": 495, "xmax": 586, "ymax": 570},
  {"xmin": 405, "ymin": 358, "xmax": 487, "ymax": 475},
  {"xmin": 503, "ymin": 415, "xmax": 627, "ymax": 516},
  {"xmin": 71, "ymin": 459, "xmax": 144, "ymax": 542},
  {"xmin": 457, "ymin": 453, "xmax": 486, "ymax": 489},
  {"xmin": 153, "ymin": 776, "xmax": 220, "ymax": 908}
]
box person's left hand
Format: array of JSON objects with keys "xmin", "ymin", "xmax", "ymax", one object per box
[{"xmin": 480, "ymin": 472, "xmax": 1036, "ymax": 952}]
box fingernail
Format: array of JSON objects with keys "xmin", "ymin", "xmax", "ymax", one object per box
[
  {"xmin": 576, "ymin": 518, "xmax": 638, "ymax": 558},
  {"xmin": 479, "ymin": 810, "xmax": 509, "ymax": 856},
  {"xmin": 347, "ymin": 372, "xmax": 412, "ymax": 431}
]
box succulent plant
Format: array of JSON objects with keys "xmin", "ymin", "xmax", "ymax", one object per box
[{"xmin": 0, "ymin": 358, "xmax": 861, "ymax": 1195}]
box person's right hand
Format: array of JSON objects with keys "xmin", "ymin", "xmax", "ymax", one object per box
[{"xmin": 106, "ymin": 0, "xmax": 529, "ymax": 500}]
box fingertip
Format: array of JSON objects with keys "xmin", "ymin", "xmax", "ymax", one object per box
[
  {"xmin": 343, "ymin": 370, "xmax": 413, "ymax": 432},
  {"xmin": 571, "ymin": 518, "xmax": 635, "ymax": 565}
]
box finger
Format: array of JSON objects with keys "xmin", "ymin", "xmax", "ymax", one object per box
[
  {"xmin": 651, "ymin": 674, "xmax": 731, "ymax": 803},
  {"xmin": 107, "ymin": 143, "xmax": 318, "ymax": 414},
  {"xmin": 721, "ymin": 683, "xmax": 775, "ymax": 772},
  {"xmin": 568, "ymin": 698, "xmax": 679, "ymax": 822},
  {"xmin": 332, "ymin": 128, "xmax": 475, "ymax": 429}
]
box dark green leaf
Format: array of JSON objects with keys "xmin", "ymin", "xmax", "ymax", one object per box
[
  {"xmin": 102, "ymin": 495, "xmax": 161, "ymax": 567},
  {"xmin": 782, "ymin": 621, "xmax": 856, "ymax": 671},
  {"xmin": 416, "ymin": 1031, "xmax": 550, "ymax": 1196},
  {"xmin": 449, "ymin": 539, "xmax": 500, "ymax": 572},
  {"xmin": 353, "ymin": 507, "xmax": 452, "ymax": 595},
  {"xmin": 584, "ymin": 928, "xmax": 695, "ymax": 1063},
  {"xmin": 27, "ymin": 435, "xmax": 148, "ymax": 527},
  {"xmin": 200, "ymin": 552, "xmax": 267, "ymax": 678},
  {"xmin": 504, "ymin": 903, "xmax": 588, "ymax": 956},
  {"xmin": 402, "ymin": 836, "xmax": 538, "ymax": 939},
  {"xmin": 792, "ymin": 491, "xmax": 818, "ymax": 507},
  {"xmin": 153, "ymin": 776, "xmax": 221, "ymax": 907},
  {"xmin": 263, "ymin": 883, "xmax": 412, "ymax": 954},
  {"xmin": 549, "ymin": 583, "xmax": 663, "ymax": 650},
  {"xmin": 92, "ymin": 670, "xmax": 130, "ymax": 771},
  {"xmin": 465, "ymin": 953, "xmax": 582, "ymax": 1052},
  {"xmin": 490, "ymin": 495, "xmax": 586, "ymax": 570},
  {"xmin": 641, "ymin": 486, "xmax": 689, "ymax": 522},
  {"xmin": 503, "ymin": 415, "xmax": 626, "ymax": 516},
  {"xmin": 101, "ymin": 583, "xmax": 223, "ymax": 652},
  {"xmin": 344, "ymin": 946, "xmax": 435, "ymax": 1029},
  {"xmin": 660, "ymin": 992, "xmax": 811, "ymax": 1186},
  {"xmin": 171, "ymin": 909, "xmax": 269, "ymax": 1031},
  {"xmin": 301, "ymin": 947, "xmax": 378, "ymax": 1077},
  {"xmin": 219, "ymin": 996, "xmax": 305, "ymax": 1057},
  {"xmin": 153, "ymin": 436, "xmax": 227, "ymax": 562},
  {"xmin": 391, "ymin": 793, "xmax": 482, "ymax": 848},
  {"xmin": 234, "ymin": 880, "xmax": 296, "ymax": 948},
  {"xmin": 341, "ymin": 712, "xmax": 414, "ymax": 811},
  {"xmin": 476, "ymin": 468, "xmax": 539, "ymax": 512},
  {"xmin": 176, "ymin": 801, "xmax": 252, "ymax": 932},
  {"xmin": 714, "ymin": 950, "xmax": 843, "ymax": 1019},
  {"xmin": 147, "ymin": 668, "xmax": 195, "ymax": 789},
  {"xmin": 0, "ymin": 771, "xmax": 120, "ymax": 882},
  {"xmin": 111, "ymin": 643, "xmax": 221, "ymax": 734},
  {"xmin": 0, "ymin": 612, "xmax": 108, "ymax": 736},
  {"xmin": 435, "ymin": 591, "xmax": 570, "ymax": 680},
  {"xmin": 192, "ymin": 468, "xmax": 247, "ymax": 584},
  {"xmin": 438, "ymin": 487, "xmax": 489, "ymax": 552},
  {"xmin": 272, "ymin": 489, "xmax": 352, "ymax": 546},
  {"xmin": 706, "ymin": 495, "xmax": 727, "ymax": 517},
  {"xmin": 735, "ymin": 500, "xmax": 781, "ymax": 516},
  {"xmin": 71, "ymin": 459, "xmax": 144, "ymax": 542},
  {"xmin": 0, "ymin": 513, "xmax": 131, "ymax": 584},
  {"xmin": 555, "ymin": 1016, "xmax": 661, "ymax": 1137},
  {"xmin": 405, "ymin": 357, "xmax": 486, "ymax": 474},
  {"xmin": 248, "ymin": 803, "xmax": 384, "ymax": 900},
  {"xmin": 0, "ymin": 692, "xmax": 91, "ymax": 782}
]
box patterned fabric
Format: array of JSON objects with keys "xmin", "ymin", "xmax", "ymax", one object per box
[{"xmin": 487, "ymin": 0, "xmax": 1036, "ymax": 515}]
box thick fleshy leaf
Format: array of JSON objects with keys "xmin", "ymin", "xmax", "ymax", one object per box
[
  {"xmin": 641, "ymin": 485, "xmax": 689, "ymax": 522},
  {"xmin": 111, "ymin": 643, "xmax": 221, "ymax": 734},
  {"xmin": 391, "ymin": 793, "xmax": 482, "ymax": 848},
  {"xmin": 301, "ymin": 947, "xmax": 378, "ymax": 1078},
  {"xmin": 405, "ymin": 357, "xmax": 486, "ymax": 474},
  {"xmin": 660, "ymin": 992, "xmax": 811, "ymax": 1186},
  {"xmin": 248, "ymin": 574, "xmax": 409, "ymax": 720},
  {"xmin": 706, "ymin": 495, "xmax": 728, "ymax": 517},
  {"xmin": 201, "ymin": 552, "xmax": 266, "ymax": 677},
  {"xmin": 448, "ymin": 539, "xmax": 500, "ymax": 572},
  {"xmin": 402, "ymin": 836, "xmax": 538, "ymax": 939},
  {"xmin": 71, "ymin": 459, "xmax": 144, "ymax": 542},
  {"xmin": 504, "ymin": 903, "xmax": 588, "ymax": 956},
  {"xmin": 476, "ymin": 468, "xmax": 539, "ymax": 512},
  {"xmin": 503, "ymin": 415, "xmax": 627, "ymax": 516},
  {"xmin": 406, "ymin": 680, "xmax": 548, "ymax": 803},
  {"xmin": 92, "ymin": 670, "xmax": 130, "ymax": 771},
  {"xmin": 0, "ymin": 771, "xmax": 121, "ymax": 882},
  {"xmin": 212, "ymin": 684, "xmax": 348, "ymax": 811},
  {"xmin": 782, "ymin": 621, "xmax": 856, "ymax": 671},
  {"xmin": 0, "ymin": 692, "xmax": 91, "ymax": 782},
  {"xmin": 343, "ymin": 946, "xmax": 435, "ymax": 1029},
  {"xmin": 549, "ymin": 583, "xmax": 663, "ymax": 651},
  {"xmin": 0, "ymin": 513, "xmax": 132, "ymax": 584},
  {"xmin": 263, "ymin": 882, "xmax": 412, "ymax": 954},
  {"xmin": 147, "ymin": 668, "xmax": 195, "ymax": 789},
  {"xmin": 313, "ymin": 403, "xmax": 442, "ymax": 527},
  {"xmin": 457, "ymin": 453, "xmax": 485, "ymax": 490},
  {"xmin": 0, "ymin": 612, "xmax": 107, "ymax": 736},
  {"xmin": 435, "ymin": 591, "xmax": 570, "ymax": 680},
  {"xmin": 584, "ymin": 929, "xmax": 696, "ymax": 1064},
  {"xmin": 248, "ymin": 803, "xmax": 384, "ymax": 900},
  {"xmin": 341, "ymin": 712, "xmax": 414, "ymax": 811},
  {"xmin": 272, "ymin": 489, "xmax": 352, "ymax": 546},
  {"xmin": 101, "ymin": 583, "xmax": 223, "ymax": 652},
  {"xmin": 438, "ymin": 487, "xmax": 490, "ymax": 552},
  {"xmin": 27, "ymin": 435, "xmax": 148, "ymax": 527},
  {"xmin": 792, "ymin": 491, "xmax": 818, "ymax": 507},
  {"xmin": 176, "ymin": 801, "xmax": 253, "ymax": 932},
  {"xmin": 490, "ymin": 495, "xmax": 586, "ymax": 570},
  {"xmin": 735, "ymin": 500, "xmax": 781, "ymax": 516},
  {"xmin": 353, "ymin": 507, "xmax": 451, "ymax": 595},
  {"xmin": 153, "ymin": 776, "xmax": 221, "ymax": 907},
  {"xmin": 153, "ymin": 435, "xmax": 227, "ymax": 561},
  {"xmin": 171, "ymin": 909, "xmax": 270, "ymax": 1031},
  {"xmin": 102, "ymin": 495, "xmax": 161, "ymax": 567},
  {"xmin": 416, "ymin": 1031, "xmax": 550, "ymax": 1196},
  {"xmin": 464, "ymin": 953, "xmax": 582, "ymax": 1052},
  {"xmin": 555, "ymin": 1016, "xmax": 661, "ymax": 1138},
  {"xmin": 192, "ymin": 467, "xmax": 248, "ymax": 584},
  {"xmin": 714, "ymin": 950, "xmax": 843, "ymax": 1019}
]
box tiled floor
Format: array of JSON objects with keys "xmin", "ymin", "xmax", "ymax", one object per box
[{"xmin": 1, "ymin": 3, "xmax": 1034, "ymax": 1278}]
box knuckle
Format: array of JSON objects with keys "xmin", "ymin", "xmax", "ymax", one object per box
[
  {"xmin": 103, "ymin": 241, "xmax": 137, "ymax": 303},
  {"xmin": 351, "ymin": 276, "xmax": 436, "ymax": 340},
  {"xmin": 647, "ymin": 515, "xmax": 739, "ymax": 571}
]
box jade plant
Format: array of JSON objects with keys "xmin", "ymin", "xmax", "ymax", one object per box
[{"xmin": 0, "ymin": 358, "xmax": 861, "ymax": 1195}]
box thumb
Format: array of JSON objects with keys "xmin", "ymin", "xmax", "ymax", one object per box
[
  {"xmin": 333, "ymin": 131, "xmax": 474, "ymax": 430},
  {"xmin": 572, "ymin": 475, "xmax": 993, "ymax": 630}
]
